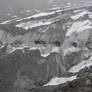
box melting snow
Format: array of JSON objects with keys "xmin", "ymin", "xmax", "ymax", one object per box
[
  {"xmin": 41, "ymin": 53, "xmax": 50, "ymax": 57},
  {"xmin": 51, "ymin": 7, "xmax": 61, "ymax": 10},
  {"xmin": 8, "ymin": 44, "xmax": 61, "ymax": 57},
  {"xmin": 16, "ymin": 12, "xmax": 55, "ymax": 22},
  {"xmin": 44, "ymin": 75, "xmax": 76, "ymax": 86},
  {"xmin": 16, "ymin": 19, "xmax": 23, "ymax": 22},
  {"xmin": 51, "ymin": 47, "xmax": 60, "ymax": 53},
  {"xmin": 63, "ymin": 47, "xmax": 80, "ymax": 56},
  {"xmin": 69, "ymin": 56, "xmax": 92, "ymax": 73},
  {"xmin": 71, "ymin": 11, "xmax": 88, "ymax": 20},
  {"xmin": 73, "ymin": 9, "xmax": 85, "ymax": 13},
  {"xmin": 16, "ymin": 9, "xmax": 62, "ymax": 22},
  {"xmin": 7, "ymin": 46, "xmax": 29, "ymax": 53},
  {"xmin": 16, "ymin": 21, "xmax": 53, "ymax": 30},
  {"xmin": 31, "ymin": 12, "xmax": 53, "ymax": 18},
  {"xmin": 66, "ymin": 20, "xmax": 92, "ymax": 37},
  {"xmin": 0, "ymin": 21, "xmax": 11, "ymax": 24},
  {"xmin": 23, "ymin": 10, "xmax": 60, "ymax": 20},
  {"xmin": 0, "ymin": 18, "xmax": 17, "ymax": 25}
]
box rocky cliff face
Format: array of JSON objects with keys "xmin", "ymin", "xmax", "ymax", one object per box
[{"xmin": 0, "ymin": 5, "xmax": 92, "ymax": 92}]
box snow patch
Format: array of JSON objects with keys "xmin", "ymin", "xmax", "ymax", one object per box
[
  {"xmin": 74, "ymin": 9, "xmax": 85, "ymax": 13},
  {"xmin": 69, "ymin": 56, "xmax": 92, "ymax": 73},
  {"xmin": 63, "ymin": 47, "xmax": 80, "ymax": 56},
  {"xmin": 0, "ymin": 18, "xmax": 17, "ymax": 25},
  {"xmin": 41, "ymin": 53, "xmax": 50, "ymax": 57},
  {"xmin": 24, "ymin": 11, "xmax": 60, "ymax": 19},
  {"xmin": 66, "ymin": 20, "xmax": 92, "ymax": 37},
  {"xmin": 16, "ymin": 19, "xmax": 23, "ymax": 22},
  {"xmin": 51, "ymin": 7, "xmax": 61, "ymax": 10},
  {"xmin": 16, "ymin": 10, "xmax": 62, "ymax": 22},
  {"xmin": 16, "ymin": 12, "xmax": 55, "ymax": 22},
  {"xmin": 71, "ymin": 11, "xmax": 88, "ymax": 20},
  {"xmin": 7, "ymin": 44, "xmax": 60, "ymax": 57},
  {"xmin": 44, "ymin": 75, "xmax": 77, "ymax": 86},
  {"xmin": 51, "ymin": 47, "xmax": 60, "ymax": 53},
  {"xmin": 16, "ymin": 21, "xmax": 53, "ymax": 30}
]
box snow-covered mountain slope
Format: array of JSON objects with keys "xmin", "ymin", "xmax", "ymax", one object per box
[
  {"xmin": 0, "ymin": 5, "xmax": 92, "ymax": 66},
  {"xmin": 0, "ymin": 5, "xmax": 92, "ymax": 92}
]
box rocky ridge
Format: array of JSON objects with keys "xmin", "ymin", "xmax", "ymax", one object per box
[{"xmin": 0, "ymin": 5, "xmax": 92, "ymax": 92}]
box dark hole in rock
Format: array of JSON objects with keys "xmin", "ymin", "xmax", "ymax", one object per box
[
  {"xmin": 11, "ymin": 40, "xmax": 22, "ymax": 47},
  {"xmin": 0, "ymin": 41, "xmax": 3, "ymax": 47},
  {"xmin": 86, "ymin": 41, "xmax": 92, "ymax": 50},
  {"xmin": 72, "ymin": 42, "xmax": 77, "ymax": 47},
  {"xmin": 34, "ymin": 40, "xmax": 46, "ymax": 45},
  {"xmin": 53, "ymin": 41, "xmax": 61, "ymax": 47}
]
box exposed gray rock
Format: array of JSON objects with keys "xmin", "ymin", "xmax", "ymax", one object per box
[{"xmin": 0, "ymin": 5, "xmax": 92, "ymax": 92}]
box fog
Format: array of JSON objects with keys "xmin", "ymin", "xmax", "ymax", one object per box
[
  {"xmin": 0, "ymin": 0, "xmax": 92, "ymax": 10},
  {"xmin": 0, "ymin": 0, "xmax": 92, "ymax": 21}
]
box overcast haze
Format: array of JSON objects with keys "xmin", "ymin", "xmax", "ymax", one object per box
[
  {"xmin": 0, "ymin": 0, "xmax": 92, "ymax": 10},
  {"xmin": 0, "ymin": 0, "xmax": 92, "ymax": 21}
]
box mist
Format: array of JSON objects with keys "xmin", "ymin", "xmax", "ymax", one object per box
[{"xmin": 0, "ymin": 0, "xmax": 92, "ymax": 21}]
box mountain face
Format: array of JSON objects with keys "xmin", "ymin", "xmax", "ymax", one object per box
[{"xmin": 0, "ymin": 5, "xmax": 92, "ymax": 92}]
